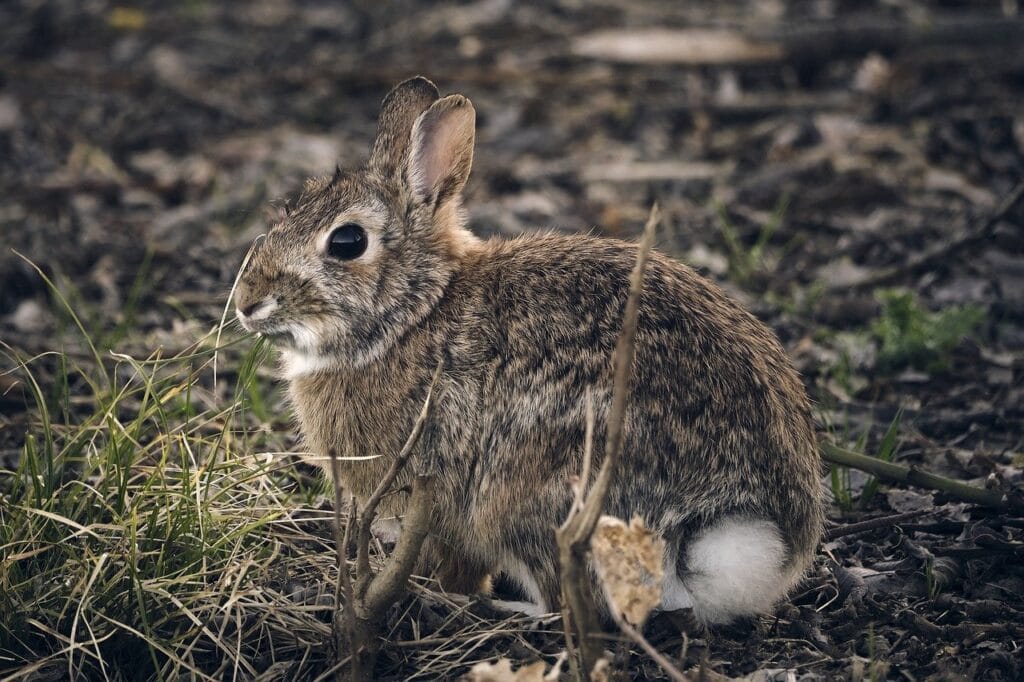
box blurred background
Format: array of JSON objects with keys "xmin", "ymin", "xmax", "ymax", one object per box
[
  {"xmin": 1, "ymin": 1, "xmax": 1023, "ymax": 677},
  {"xmin": 4, "ymin": 0, "xmax": 1023, "ymax": 445}
]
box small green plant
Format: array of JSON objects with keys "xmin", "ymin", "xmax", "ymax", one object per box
[
  {"xmin": 714, "ymin": 195, "xmax": 789, "ymax": 287},
  {"xmin": 824, "ymin": 409, "xmax": 901, "ymax": 511},
  {"xmin": 871, "ymin": 289, "xmax": 984, "ymax": 373},
  {"xmin": 859, "ymin": 409, "xmax": 902, "ymax": 509},
  {"xmin": 824, "ymin": 411, "xmax": 869, "ymax": 512},
  {"xmin": 830, "ymin": 463, "xmax": 855, "ymax": 511}
]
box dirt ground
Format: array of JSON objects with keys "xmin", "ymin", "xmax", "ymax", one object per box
[{"xmin": 2, "ymin": 0, "xmax": 1023, "ymax": 679}]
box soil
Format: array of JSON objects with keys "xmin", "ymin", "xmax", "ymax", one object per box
[{"xmin": 2, "ymin": 0, "xmax": 1023, "ymax": 679}]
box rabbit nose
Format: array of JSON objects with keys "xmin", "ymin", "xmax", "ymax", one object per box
[{"xmin": 238, "ymin": 297, "xmax": 277, "ymax": 320}]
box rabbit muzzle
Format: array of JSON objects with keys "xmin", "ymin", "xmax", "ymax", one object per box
[{"xmin": 234, "ymin": 292, "xmax": 297, "ymax": 346}]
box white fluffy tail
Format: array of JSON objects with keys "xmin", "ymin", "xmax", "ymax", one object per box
[{"xmin": 660, "ymin": 517, "xmax": 794, "ymax": 624}]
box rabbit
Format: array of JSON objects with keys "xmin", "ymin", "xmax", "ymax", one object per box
[{"xmin": 233, "ymin": 76, "xmax": 824, "ymax": 625}]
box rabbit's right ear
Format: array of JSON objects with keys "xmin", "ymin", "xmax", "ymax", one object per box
[
  {"xmin": 407, "ymin": 95, "xmax": 476, "ymax": 208},
  {"xmin": 369, "ymin": 77, "xmax": 440, "ymax": 182}
]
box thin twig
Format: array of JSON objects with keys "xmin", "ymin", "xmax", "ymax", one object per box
[
  {"xmin": 570, "ymin": 390, "xmax": 597, "ymax": 516},
  {"xmin": 835, "ymin": 179, "xmax": 1024, "ymax": 291},
  {"xmin": 338, "ymin": 360, "xmax": 444, "ymax": 680},
  {"xmin": 338, "ymin": 495, "xmax": 358, "ymax": 669},
  {"xmin": 560, "ymin": 391, "xmax": 595, "ymax": 681},
  {"xmin": 572, "ymin": 203, "xmax": 660, "ymax": 545},
  {"xmin": 823, "ymin": 509, "xmax": 932, "ymax": 541},
  {"xmin": 356, "ymin": 359, "xmax": 444, "ymax": 593},
  {"xmin": 556, "ymin": 204, "xmax": 660, "ymax": 678},
  {"xmin": 329, "ymin": 449, "xmax": 348, "ymax": 667},
  {"xmin": 821, "ymin": 441, "xmax": 1023, "ymax": 512},
  {"xmin": 609, "ymin": 610, "xmax": 688, "ymax": 682}
]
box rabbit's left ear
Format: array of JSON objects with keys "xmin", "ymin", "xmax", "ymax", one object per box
[
  {"xmin": 407, "ymin": 94, "xmax": 475, "ymax": 207},
  {"xmin": 369, "ymin": 77, "xmax": 440, "ymax": 182}
]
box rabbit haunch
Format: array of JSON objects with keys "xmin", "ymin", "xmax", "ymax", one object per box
[{"xmin": 233, "ymin": 77, "xmax": 824, "ymax": 624}]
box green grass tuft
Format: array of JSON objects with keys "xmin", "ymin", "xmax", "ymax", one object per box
[
  {"xmin": 0, "ymin": 323, "xmax": 337, "ymax": 679},
  {"xmin": 871, "ymin": 289, "xmax": 984, "ymax": 373}
]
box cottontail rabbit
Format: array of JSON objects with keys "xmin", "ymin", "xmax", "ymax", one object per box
[{"xmin": 234, "ymin": 77, "xmax": 823, "ymax": 624}]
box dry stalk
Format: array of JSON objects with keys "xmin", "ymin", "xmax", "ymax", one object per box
[
  {"xmin": 328, "ymin": 450, "xmax": 350, "ymax": 665},
  {"xmin": 332, "ymin": 360, "xmax": 444, "ymax": 682},
  {"xmin": 608, "ymin": 610, "xmax": 688, "ymax": 682},
  {"xmin": 355, "ymin": 360, "xmax": 444, "ymax": 596},
  {"xmin": 556, "ymin": 204, "xmax": 660, "ymax": 679}
]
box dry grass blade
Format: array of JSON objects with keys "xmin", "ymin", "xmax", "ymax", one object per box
[{"xmin": 0, "ymin": 340, "xmax": 340, "ymax": 680}]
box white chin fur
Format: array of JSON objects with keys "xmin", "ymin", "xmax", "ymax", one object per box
[
  {"xmin": 279, "ymin": 348, "xmax": 337, "ymax": 379},
  {"xmin": 659, "ymin": 517, "xmax": 792, "ymax": 624}
]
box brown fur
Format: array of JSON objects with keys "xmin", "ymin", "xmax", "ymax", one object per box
[{"xmin": 234, "ymin": 77, "xmax": 824, "ymax": 620}]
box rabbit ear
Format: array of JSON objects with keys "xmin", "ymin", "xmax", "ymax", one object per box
[
  {"xmin": 369, "ymin": 77, "xmax": 440, "ymax": 181},
  {"xmin": 407, "ymin": 94, "xmax": 476, "ymax": 207}
]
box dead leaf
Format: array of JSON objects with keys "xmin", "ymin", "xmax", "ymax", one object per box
[
  {"xmin": 466, "ymin": 659, "xmax": 545, "ymax": 681},
  {"xmin": 581, "ymin": 160, "xmax": 731, "ymax": 183},
  {"xmin": 885, "ymin": 489, "xmax": 934, "ymax": 512},
  {"xmin": 590, "ymin": 515, "xmax": 665, "ymax": 626},
  {"xmin": 573, "ymin": 29, "xmax": 783, "ymax": 65},
  {"xmin": 466, "ymin": 653, "xmax": 567, "ymax": 682},
  {"xmin": 589, "ymin": 656, "xmax": 611, "ymax": 682}
]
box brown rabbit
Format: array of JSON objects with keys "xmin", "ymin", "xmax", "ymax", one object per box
[{"xmin": 234, "ymin": 77, "xmax": 824, "ymax": 624}]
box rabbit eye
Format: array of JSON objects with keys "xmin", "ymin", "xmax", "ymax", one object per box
[{"xmin": 327, "ymin": 223, "xmax": 368, "ymax": 260}]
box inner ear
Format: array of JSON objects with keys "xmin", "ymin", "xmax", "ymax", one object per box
[
  {"xmin": 368, "ymin": 77, "xmax": 440, "ymax": 182},
  {"xmin": 407, "ymin": 95, "xmax": 476, "ymax": 206}
]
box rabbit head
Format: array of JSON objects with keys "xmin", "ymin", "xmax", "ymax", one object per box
[{"xmin": 234, "ymin": 77, "xmax": 479, "ymax": 374}]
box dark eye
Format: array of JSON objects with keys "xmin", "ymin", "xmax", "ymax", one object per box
[{"xmin": 327, "ymin": 223, "xmax": 368, "ymax": 260}]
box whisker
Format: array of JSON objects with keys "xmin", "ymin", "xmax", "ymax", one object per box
[{"xmin": 215, "ymin": 234, "xmax": 265, "ymax": 385}]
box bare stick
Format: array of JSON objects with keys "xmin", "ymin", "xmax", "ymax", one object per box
[
  {"xmin": 608, "ymin": 610, "xmax": 688, "ymax": 682},
  {"xmin": 329, "ymin": 360, "xmax": 443, "ymax": 681},
  {"xmin": 346, "ymin": 475, "xmax": 437, "ymax": 681},
  {"xmin": 338, "ymin": 495, "xmax": 358, "ymax": 662},
  {"xmin": 360, "ymin": 475, "xmax": 436, "ymax": 617},
  {"xmin": 821, "ymin": 442, "xmax": 1023, "ymax": 513},
  {"xmin": 557, "ymin": 204, "xmax": 660, "ymax": 678},
  {"xmin": 823, "ymin": 509, "xmax": 931, "ymax": 541},
  {"xmin": 356, "ymin": 360, "xmax": 443, "ymax": 592},
  {"xmin": 560, "ymin": 393, "xmax": 594, "ymax": 681},
  {"xmin": 328, "ymin": 449, "xmax": 349, "ymax": 666},
  {"xmin": 570, "ymin": 391, "xmax": 597, "ymax": 516},
  {"xmin": 574, "ymin": 202, "xmax": 659, "ymax": 544}
]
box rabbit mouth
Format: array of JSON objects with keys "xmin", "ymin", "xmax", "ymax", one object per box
[
  {"xmin": 238, "ymin": 316, "xmax": 291, "ymax": 344},
  {"xmin": 257, "ymin": 329, "xmax": 295, "ymax": 346},
  {"xmin": 241, "ymin": 320, "xmax": 295, "ymax": 346}
]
